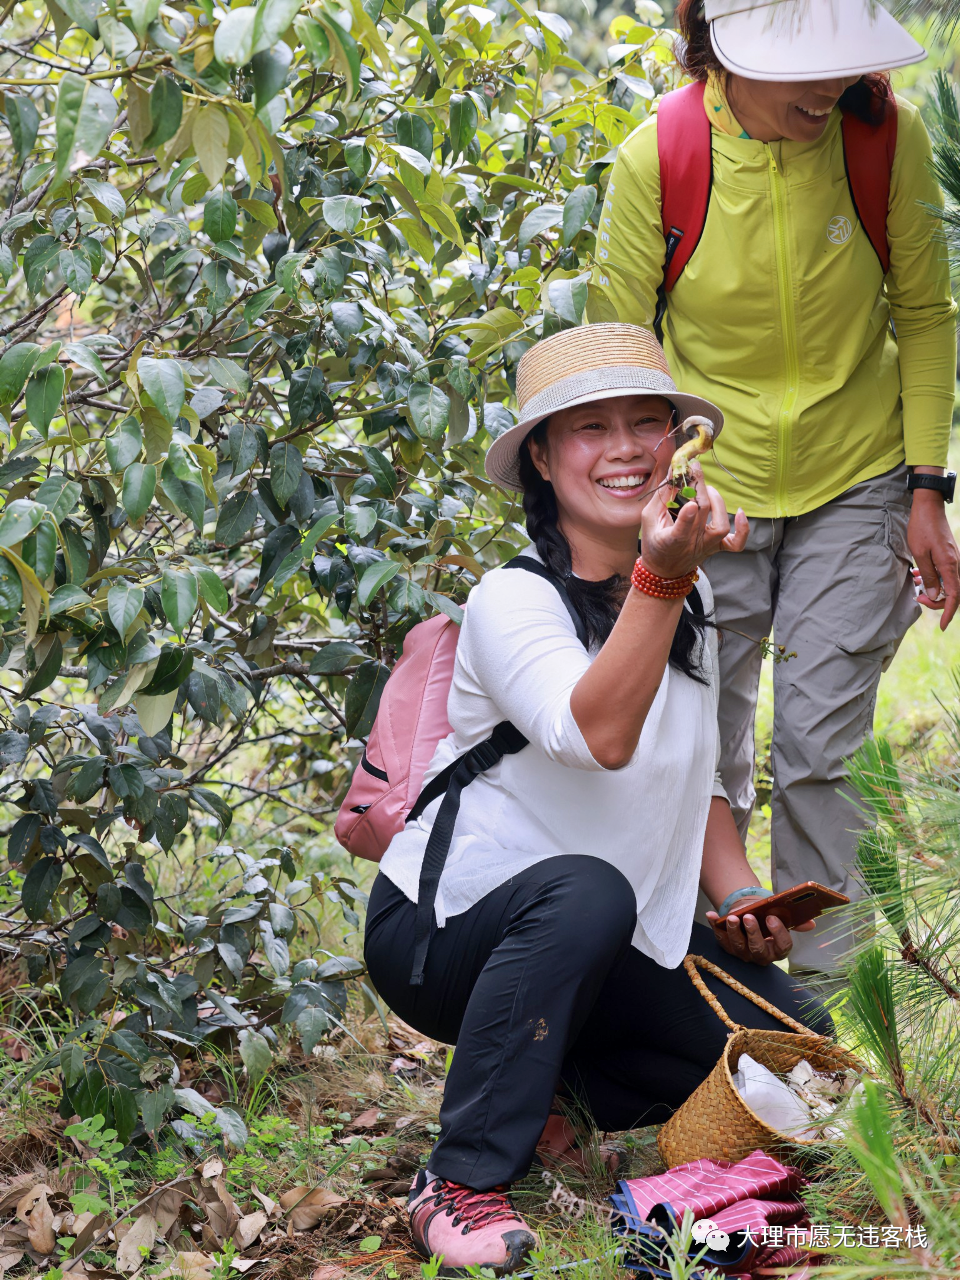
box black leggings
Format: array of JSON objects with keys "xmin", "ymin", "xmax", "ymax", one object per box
[{"xmin": 363, "ymin": 856, "xmax": 833, "ymax": 1191}]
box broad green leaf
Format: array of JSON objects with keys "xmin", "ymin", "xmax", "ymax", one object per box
[
  {"xmin": 518, "ymin": 203, "xmax": 564, "ymax": 251},
  {"xmin": 194, "ymin": 105, "xmax": 230, "ymax": 185},
  {"xmin": 0, "ymin": 343, "xmax": 41, "ymax": 404},
  {"xmin": 108, "ymin": 582, "xmax": 145, "ymax": 637},
  {"xmin": 98, "ymin": 13, "xmax": 138, "ymax": 58},
  {"xmin": 309, "ymin": 640, "xmax": 364, "ymax": 673},
  {"xmin": 25, "ymin": 364, "xmax": 65, "ymax": 436},
  {"xmin": 204, "ymin": 191, "xmax": 238, "ymax": 242},
  {"xmin": 0, "ymin": 560, "xmax": 23, "ymax": 621},
  {"xmin": 238, "ymin": 1028, "xmax": 272, "ymax": 1081},
  {"xmin": 139, "ymin": 357, "xmax": 185, "ymax": 424},
  {"xmin": 315, "ymin": 8, "xmax": 361, "ymax": 99},
  {"xmin": 129, "ymin": 0, "xmax": 162, "ymax": 37},
  {"xmin": 252, "ymin": 44, "xmax": 292, "ymax": 112},
  {"xmin": 275, "ymin": 251, "xmax": 307, "ymax": 297},
  {"xmin": 449, "ymin": 93, "xmax": 479, "ymax": 159},
  {"xmin": 84, "ymin": 178, "xmax": 125, "ymax": 221},
  {"xmin": 55, "ymin": 73, "xmax": 118, "ymax": 182},
  {"xmin": 344, "ymin": 659, "xmax": 390, "ymax": 737},
  {"xmin": 6, "ymin": 96, "xmax": 39, "ymax": 163},
  {"xmin": 21, "ymin": 633, "xmax": 63, "ymax": 697},
  {"xmin": 136, "ymin": 689, "xmax": 178, "ymax": 736},
  {"xmin": 161, "ymin": 567, "xmax": 199, "ymax": 636},
  {"xmin": 123, "ymin": 463, "xmax": 157, "ymax": 520},
  {"xmin": 244, "ymin": 283, "xmax": 282, "ymax": 323},
  {"xmin": 297, "ymin": 1005, "xmax": 330, "ymax": 1054},
  {"xmin": 321, "ymin": 195, "xmax": 363, "ymax": 235},
  {"xmin": 22, "ymin": 857, "xmax": 62, "ymax": 921},
  {"xmin": 215, "ymin": 491, "xmax": 258, "ymax": 544},
  {"xmin": 59, "ymin": 248, "xmax": 93, "ymax": 297},
  {"xmin": 562, "ymin": 185, "xmax": 598, "ymax": 246},
  {"xmin": 36, "ymin": 477, "xmax": 81, "ymax": 522},
  {"xmin": 360, "ymin": 445, "xmax": 398, "ymax": 497},
  {"xmin": 214, "ymin": 6, "xmax": 256, "ymax": 65},
  {"xmin": 105, "ymin": 418, "xmax": 143, "ymax": 471},
  {"xmin": 408, "ymin": 383, "xmax": 450, "ymax": 441},
  {"xmin": 0, "ymin": 499, "xmax": 44, "ymax": 547},
  {"xmin": 64, "ymin": 341, "xmax": 108, "ymax": 383},
  {"xmin": 192, "ymin": 565, "xmax": 229, "ymax": 612},
  {"xmin": 288, "ymin": 365, "xmax": 327, "ymax": 428},
  {"xmin": 270, "ymin": 442, "xmax": 304, "ymax": 506},
  {"xmin": 146, "ymin": 74, "xmax": 183, "ymax": 149},
  {"xmin": 208, "ymin": 356, "xmax": 251, "ymax": 395},
  {"xmin": 57, "ymin": 0, "xmax": 99, "ymax": 34},
  {"xmin": 357, "ymin": 559, "xmax": 401, "ymax": 608}
]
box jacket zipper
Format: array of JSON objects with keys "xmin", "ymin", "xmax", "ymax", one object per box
[{"xmin": 767, "ymin": 145, "xmax": 799, "ymax": 519}]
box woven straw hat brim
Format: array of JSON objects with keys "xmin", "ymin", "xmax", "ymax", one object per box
[{"xmin": 485, "ymin": 384, "xmax": 723, "ymax": 492}]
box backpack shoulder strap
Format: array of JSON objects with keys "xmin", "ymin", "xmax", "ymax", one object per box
[
  {"xmin": 654, "ymin": 81, "xmax": 714, "ymax": 340},
  {"xmin": 502, "ymin": 555, "xmax": 589, "ymax": 648},
  {"xmin": 841, "ymin": 89, "xmax": 898, "ymax": 276}
]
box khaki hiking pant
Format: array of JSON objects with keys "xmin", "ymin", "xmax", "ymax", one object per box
[{"xmin": 701, "ymin": 463, "xmax": 919, "ymax": 975}]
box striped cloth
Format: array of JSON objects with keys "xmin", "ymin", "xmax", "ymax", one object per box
[{"xmin": 610, "ymin": 1149, "xmax": 823, "ymax": 1278}]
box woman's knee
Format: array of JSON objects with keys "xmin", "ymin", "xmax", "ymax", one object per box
[{"xmin": 533, "ymin": 855, "xmax": 637, "ymax": 940}]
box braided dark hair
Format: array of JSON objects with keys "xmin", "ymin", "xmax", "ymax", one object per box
[{"xmin": 517, "ymin": 419, "xmax": 712, "ymax": 684}]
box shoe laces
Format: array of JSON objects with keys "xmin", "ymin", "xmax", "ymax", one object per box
[{"xmin": 423, "ymin": 1179, "xmax": 518, "ymax": 1234}]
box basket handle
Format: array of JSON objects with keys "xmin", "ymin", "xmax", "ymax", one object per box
[{"xmin": 683, "ymin": 954, "xmax": 823, "ymax": 1036}]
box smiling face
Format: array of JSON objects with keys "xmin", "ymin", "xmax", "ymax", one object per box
[
  {"xmin": 726, "ymin": 74, "xmax": 861, "ymax": 143},
  {"xmin": 527, "ymin": 394, "xmax": 677, "ymax": 549}
]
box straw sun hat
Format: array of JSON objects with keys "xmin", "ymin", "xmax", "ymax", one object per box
[{"xmin": 484, "ymin": 324, "xmax": 724, "ymax": 492}]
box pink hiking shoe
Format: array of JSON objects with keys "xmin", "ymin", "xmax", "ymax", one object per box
[{"xmin": 407, "ymin": 1169, "xmax": 538, "ymax": 1276}]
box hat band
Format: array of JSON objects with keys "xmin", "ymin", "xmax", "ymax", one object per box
[{"xmin": 519, "ymin": 366, "xmax": 679, "ymax": 424}]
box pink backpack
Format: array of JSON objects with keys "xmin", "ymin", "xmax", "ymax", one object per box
[
  {"xmin": 333, "ymin": 612, "xmax": 458, "ymax": 862},
  {"xmin": 334, "ymin": 556, "xmax": 586, "ymax": 984}
]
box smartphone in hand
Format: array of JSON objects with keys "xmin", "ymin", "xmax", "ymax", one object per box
[{"xmin": 717, "ymin": 881, "xmax": 850, "ymax": 938}]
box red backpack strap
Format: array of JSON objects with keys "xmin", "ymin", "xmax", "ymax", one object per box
[
  {"xmin": 657, "ymin": 81, "xmax": 714, "ymax": 293},
  {"xmin": 841, "ymin": 87, "xmax": 898, "ymax": 275}
]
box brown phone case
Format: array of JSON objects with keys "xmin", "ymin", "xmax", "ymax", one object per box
[{"xmin": 716, "ymin": 881, "xmax": 850, "ymax": 937}]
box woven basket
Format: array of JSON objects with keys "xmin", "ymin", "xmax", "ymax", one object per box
[{"xmin": 657, "ymin": 954, "xmax": 865, "ymax": 1169}]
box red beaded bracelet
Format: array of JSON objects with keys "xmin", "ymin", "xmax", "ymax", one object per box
[{"xmin": 631, "ymin": 557, "xmax": 699, "ymax": 600}]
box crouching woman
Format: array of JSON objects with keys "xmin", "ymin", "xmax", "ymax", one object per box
[{"xmin": 364, "ymin": 325, "xmax": 832, "ymax": 1277}]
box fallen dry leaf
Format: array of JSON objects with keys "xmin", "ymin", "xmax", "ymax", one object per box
[
  {"xmin": 149, "ymin": 1183, "xmax": 189, "ymax": 1239},
  {"xmin": 278, "ymin": 1186, "xmax": 347, "ymax": 1231},
  {"xmin": 249, "ymin": 1185, "xmax": 280, "ymax": 1219},
  {"xmin": 198, "ymin": 1176, "xmax": 240, "ymax": 1249},
  {"xmin": 72, "ymin": 1212, "xmax": 108, "ymax": 1255},
  {"xmin": 348, "ymin": 1107, "xmax": 382, "ymax": 1131},
  {"xmin": 155, "ymin": 1251, "xmax": 215, "ymax": 1280},
  {"xmin": 0, "ymin": 1250, "xmax": 24, "ymax": 1277},
  {"xmin": 15, "ymin": 1183, "xmax": 53, "ymax": 1222},
  {"xmin": 312, "ymin": 1267, "xmax": 349, "ymax": 1280},
  {"xmin": 116, "ymin": 1213, "xmax": 158, "ymax": 1273},
  {"xmin": 200, "ymin": 1158, "xmax": 223, "ymax": 1180},
  {"xmin": 26, "ymin": 1189, "xmax": 56, "ymax": 1255},
  {"xmin": 0, "ymin": 1035, "xmax": 30, "ymax": 1062},
  {"xmin": 388, "ymin": 1057, "xmax": 418, "ymax": 1075},
  {"xmin": 233, "ymin": 1211, "xmax": 267, "ymax": 1250}
]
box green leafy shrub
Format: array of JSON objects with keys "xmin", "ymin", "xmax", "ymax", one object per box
[{"xmin": 0, "ymin": 0, "xmax": 677, "ymax": 1145}]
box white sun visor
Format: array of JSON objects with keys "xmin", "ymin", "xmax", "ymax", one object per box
[{"xmin": 705, "ymin": 0, "xmax": 926, "ymax": 82}]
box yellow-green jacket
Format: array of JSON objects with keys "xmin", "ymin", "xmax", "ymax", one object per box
[{"xmin": 593, "ymin": 91, "xmax": 958, "ymax": 518}]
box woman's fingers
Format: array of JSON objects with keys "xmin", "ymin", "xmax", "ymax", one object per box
[{"xmin": 721, "ymin": 508, "xmax": 749, "ymax": 553}]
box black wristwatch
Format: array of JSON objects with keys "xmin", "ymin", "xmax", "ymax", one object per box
[{"xmin": 907, "ymin": 470, "xmax": 957, "ymax": 503}]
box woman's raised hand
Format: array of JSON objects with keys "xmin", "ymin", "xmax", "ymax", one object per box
[{"xmin": 640, "ymin": 461, "xmax": 748, "ymax": 579}]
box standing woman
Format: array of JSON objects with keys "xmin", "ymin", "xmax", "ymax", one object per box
[{"xmin": 595, "ymin": 0, "xmax": 960, "ymax": 979}]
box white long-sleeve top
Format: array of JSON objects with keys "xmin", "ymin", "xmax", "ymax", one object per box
[{"xmin": 378, "ymin": 548, "xmax": 728, "ymax": 969}]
